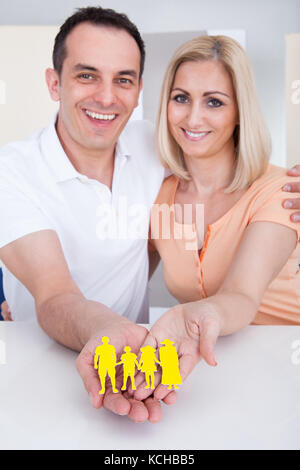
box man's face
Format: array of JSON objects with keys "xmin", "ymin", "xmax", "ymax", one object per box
[{"xmin": 47, "ymin": 23, "xmax": 142, "ymax": 155}]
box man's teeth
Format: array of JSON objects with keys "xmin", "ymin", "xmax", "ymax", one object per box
[
  {"xmin": 85, "ymin": 110, "xmax": 116, "ymax": 120},
  {"xmin": 185, "ymin": 130, "xmax": 209, "ymax": 138}
]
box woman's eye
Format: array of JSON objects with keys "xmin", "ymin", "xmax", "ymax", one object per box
[
  {"xmin": 208, "ymin": 98, "xmax": 223, "ymax": 107},
  {"xmin": 173, "ymin": 94, "xmax": 189, "ymax": 104}
]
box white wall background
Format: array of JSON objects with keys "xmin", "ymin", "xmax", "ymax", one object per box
[{"xmin": 1, "ymin": 0, "xmax": 300, "ymax": 166}]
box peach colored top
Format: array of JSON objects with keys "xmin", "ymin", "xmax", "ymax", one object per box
[{"xmin": 149, "ymin": 165, "xmax": 300, "ymax": 325}]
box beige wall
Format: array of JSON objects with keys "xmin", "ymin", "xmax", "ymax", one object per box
[{"xmin": 286, "ymin": 33, "xmax": 300, "ymax": 169}]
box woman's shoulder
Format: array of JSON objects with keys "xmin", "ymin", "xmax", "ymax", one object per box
[
  {"xmin": 153, "ymin": 174, "xmax": 179, "ymax": 205},
  {"xmin": 248, "ymin": 164, "xmax": 299, "ymax": 199}
]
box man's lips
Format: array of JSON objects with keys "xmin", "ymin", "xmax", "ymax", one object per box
[{"xmin": 83, "ymin": 108, "xmax": 118, "ymax": 126}]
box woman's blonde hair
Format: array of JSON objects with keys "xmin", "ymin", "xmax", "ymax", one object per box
[{"xmin": 156, "ymin": 35, "xmax": 271, "ymax": 192}]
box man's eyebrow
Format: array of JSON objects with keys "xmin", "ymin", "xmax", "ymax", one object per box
[
  {"xmin": 72, "ymin": 64, "xmax": 137, "ymax": 78},
  {"xmin": 171, "ymin": 87, "xmax": 230, "ymax": 98},
  {"xmin": 118, "ymin": 70, "xmax": 138, "ymax": 79},
  {"xmin": 73, "ymin": 64, "xmax": 99, "ymax": 72}
]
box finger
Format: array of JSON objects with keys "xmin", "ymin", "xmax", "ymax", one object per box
[
  {"xmin": 286, "ymin": 165, "xmax": 300, "ymax": 177},
  {"xmin": 133, "ymin": 370, "xmax": 162, "ymax": 401},
  {"xmin": 127, "ymin": 398, "xmax": 149, "ymax": 423},
  {"xmin": 199, "ymin": 317, "xmax": 219, "ymax": 366},
  {"xmin": 282, "ymin": 198, "xmax": 300, "ymax": 214},
  {"xmin": 102, "ymin": 388, "xmax": 131, "ymax": 417},
  {"xmin": 144, "ymin": 397, "xmax": 162, "ymax": 423},
  {"xmin": 162, "ymin": 390, "xmax": 177, "ymax": 405},
  {"xmin": 154, "ymin": 384, "xmax": 178, "ymax": 403},
  {"xmin": 76, "ymin": 349, "xmax": 104, "ymax": 409},
  {"xmin": 282, "ymin": 182, "xmax": 300, "ymax": 195}
]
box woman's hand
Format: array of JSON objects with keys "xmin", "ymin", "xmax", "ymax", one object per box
[{"xmin": 130, "ymin": 301, "xmax": 220, "ymax": 402}]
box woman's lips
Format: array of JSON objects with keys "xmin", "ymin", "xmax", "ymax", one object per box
[{"xmin": 182, "ymin": 128, "xmax": 211, "ymax": 141}]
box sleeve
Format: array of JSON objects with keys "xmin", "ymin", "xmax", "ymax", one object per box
[
  {"xmin": 249, "ymin": 182, "xmax": 300, "ymax": 240},
  {"xmin": 147, "ymin": 219, "xmax": 157, "ymax": 252},
  {"xmin": 0, "ymin": 179, "xmax": 54, "ymax": 249}
]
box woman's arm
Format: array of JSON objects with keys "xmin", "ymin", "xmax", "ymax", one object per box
[
  {"xmin": 206, "ymin": 220, "xmax": 297, "ymax": 335},
  {"xmin": 131, "ymin": 221, "xmax": 297, "ymax": 402}
]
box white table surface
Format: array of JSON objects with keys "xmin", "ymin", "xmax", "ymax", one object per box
[{"xmin": 0, "ymin": 321, "xmax": 300, "ymax": 450}]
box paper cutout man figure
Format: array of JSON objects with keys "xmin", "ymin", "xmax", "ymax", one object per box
[
  {"xmin": 138, "ymin": 345, "xmax": 161, "ymax": 389},
  {"xmin": 94, "ymin": 336, "xmax": 119, "ymax": 394},
  {"xmin": 116, "ymin": 346, "xmax": 140, "ymax": 391},
  {"xmin": 159, "ymin": 339, "xmax": 182, "ymax": 390}
]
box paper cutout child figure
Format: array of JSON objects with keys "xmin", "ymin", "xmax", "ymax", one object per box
[
  {"xmin": 159, "ymin": 339, "xmax": 182, "ymax": 390},
  {"xmin": 116, "ymin": 346, "xmax": 140, "ymax": 391},
  {"xmin": 94, "ymin": 336, "xmax": 119, "ymax": 394},
  {"xmin": 138, "ymin": 345, "xmax": 161, "ymax": 389}
]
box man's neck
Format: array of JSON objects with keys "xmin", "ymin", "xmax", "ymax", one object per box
[{"xmin": 55, "ymin": 119, "xmax": 115, "ymax": 189}]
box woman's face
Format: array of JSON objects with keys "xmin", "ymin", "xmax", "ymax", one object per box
[{"xmin": 167, "ymin": 59, "xmax": 238, "ymax": 162}]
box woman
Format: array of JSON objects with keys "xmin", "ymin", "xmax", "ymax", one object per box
[{"xmin": 132, "ymin": 35, "xmax": 300, "ymax": 402}]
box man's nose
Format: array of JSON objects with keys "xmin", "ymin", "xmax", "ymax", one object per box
[{"xmin": 93, "ymin": 82, "xmax": 117, "ymax": 108}]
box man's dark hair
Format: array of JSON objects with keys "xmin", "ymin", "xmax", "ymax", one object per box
[{"xmin": 53, "ymin": 6, "xmax": 145, "ymax": 78}]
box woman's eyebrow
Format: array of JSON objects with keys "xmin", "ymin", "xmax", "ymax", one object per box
[
  {"xmin": 203, "ymin": 90, "xmax": 230, "ymax": 97},
  {"xmin": 171, "ymin": 87, "xmax": 190, "ymax": 95},
  {"xmin": 171, "ymin": 88, "xmax": 230, "ymax": 98}
]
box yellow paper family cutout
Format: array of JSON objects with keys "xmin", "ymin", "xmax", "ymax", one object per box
[{"xmin": 94, "ymin": 336, "xmax": 182, "ymax": 394}]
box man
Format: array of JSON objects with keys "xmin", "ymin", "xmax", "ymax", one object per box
[
  {"xmin": 0, "ymin": 6, "xmax": 168, "ymax": 423},
  {"xmin": 0, "ymin": 6, "xmax": 299, "ymax": 423}
]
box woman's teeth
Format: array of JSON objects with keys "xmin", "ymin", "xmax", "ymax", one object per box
[
  {"xmin": 185, "ymin": 130, "xmax": 209, "ymax": 138},
  {"xmin": 85, "ymin": 110, "xmax": 116, "ymax": 120}
]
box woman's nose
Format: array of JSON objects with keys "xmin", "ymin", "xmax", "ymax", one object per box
[{"xmin": 186, "ymin": 102, "xmax": 206, "ymax": 129}]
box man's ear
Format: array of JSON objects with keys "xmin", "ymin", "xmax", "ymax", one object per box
[{"xmin": 45, "ymin": 68, "xmax": 61, "ymax": 102}]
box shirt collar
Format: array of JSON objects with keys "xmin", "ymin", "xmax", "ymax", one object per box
[{"xmin": 40, "ymin": 114, "xmax": 131, "ymax": 184}]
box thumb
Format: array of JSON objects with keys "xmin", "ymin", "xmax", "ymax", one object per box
[{"xmin": 199, "ymin": 317, "xmax": 219, "ymax": 366}]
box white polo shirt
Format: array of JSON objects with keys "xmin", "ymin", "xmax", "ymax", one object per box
[{"xmin": 0, "ymin": 117, "xmax": 164, "ymax": 323}]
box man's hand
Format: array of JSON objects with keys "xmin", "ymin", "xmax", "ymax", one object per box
[
  {"xmin": 283, "ymin": 165, "xmax": 300, "ymax": 221},
  {"xmin": 1, "ymin": 300, "xmax": 12, "ymax": 321},
  {"xmin": 129, "ymin": 302, "xmax": 219, "ymax": 403},
  {"xmin": 76, "ymin": 317, "xmax": 175, "ymax": 423}
]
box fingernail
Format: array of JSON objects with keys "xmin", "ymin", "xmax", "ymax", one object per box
[
  {"xmin": 291, "ymin": 167, "xmax": 298, "ymax": 173},
  {"xmin": 292, "ymin": 214, "xmax": 300, "ymax": 222},
  {"xmin": 284, "ymin": 200, "xmax": 293, "ymax": 208},
  {"xmin": 283, "ymin": 184, "xmax": 291, "ymax": 192}
]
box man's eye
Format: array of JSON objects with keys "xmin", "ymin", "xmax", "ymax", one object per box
[
  {"xmin": 173, "ymin": 94, "xmax": 189, "ymax": 104},
  {"xmin": 208, "ymin": 98, "xmax": 223, "ymax": 107},
  {"xmin": 79, "ymin": 73, "xmax": 94, "ymax": 80},
  {"xmin": 117, "ymin": 78, "xmax": 132, "ymax": 85}
]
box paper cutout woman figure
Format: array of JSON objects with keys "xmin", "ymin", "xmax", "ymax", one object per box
[
  {"xmin": 138, "ymin": 345, "xmax": 161, "ymax": 389},
  {"xmin": 159, "ymin": 339, "xmax": 182, "ymax": 390},
  {"xmin": 116, "ymin": 346, "xmax": 140, "ymax": 391},
  {"xmin": 94, "ymin": 336, "xmax": 119, "ymax": 394}
]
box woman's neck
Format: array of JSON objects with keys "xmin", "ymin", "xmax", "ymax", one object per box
[{"xmin": 182, "ymin": 140, "xmax": 236, "ymax": 196}]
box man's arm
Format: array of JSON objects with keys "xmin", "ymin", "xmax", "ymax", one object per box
[{"xmin": 0, "ymin": 229, "xmax": 168, "ymax": 422}]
